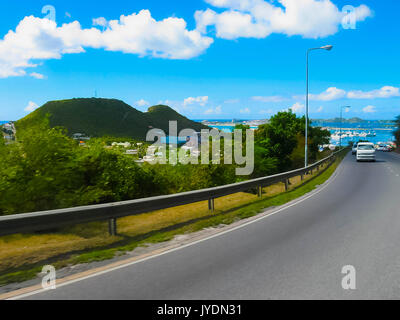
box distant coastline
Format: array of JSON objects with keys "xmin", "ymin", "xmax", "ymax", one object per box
[
  {"xmin": 195, "ymin": 118, "xmax": 396, "ymax": 123},
  {"xmin": 194, "ymin": 118, "xmax": 396, "ymax": 145}
]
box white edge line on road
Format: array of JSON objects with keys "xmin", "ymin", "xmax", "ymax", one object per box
[{"xmin": 8, "ymin": 157, "xmax": 346, "ymax": 300}]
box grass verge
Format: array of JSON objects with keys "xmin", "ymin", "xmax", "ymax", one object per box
[{"xmin": 0, "ymin": 152, "xmax": 347, "ymax": 287}]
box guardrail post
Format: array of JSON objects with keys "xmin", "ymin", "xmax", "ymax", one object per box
[
  {"xmin": 208, "ymin": 198, "xmax": 215, "ymax": 212},
  {"xmin": 300, "ymin": 174, "xmax": 304, "ymax": 181},
  {"xmin": 284, "ymin": 179, "xmax": 289, "ymax": 191},
  {"xmin": 257, "ymin": 186, "xmax": 262, "ymax": 198},
  {"xmin": 108, "ymin": 218, "xmax": 117, "ymax": 236}
]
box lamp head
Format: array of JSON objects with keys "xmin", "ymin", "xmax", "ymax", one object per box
[{"xmin": 320, "ymin": 45, "xmax": 333, "ymax": 51}]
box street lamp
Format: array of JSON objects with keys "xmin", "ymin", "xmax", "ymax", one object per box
[
  {"xmin": 340, "ymin": 106, "xmax": 351, "ymax": 149},
  {"xmin": 305, "ymin": 45, "xmax": 333, "ymax": 167}
]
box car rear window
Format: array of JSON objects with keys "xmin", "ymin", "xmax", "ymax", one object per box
[{"xmin": 358, "ymin": 145, "xmax": 374, "ymax": 150}]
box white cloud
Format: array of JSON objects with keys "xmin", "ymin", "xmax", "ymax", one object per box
[
  {"xmin": 135, "ymin": 99, "xmax": 150, "ymax": 107},
  {"xmin": 30, "ymin": 72, "xmax": 46, "ymax": 79},
  {"xmin": 296, "ymin": 86, "xmax": 400, "ymax": 101},
  {"xmin": 308, "ymin": 87, "xmax": 346, "ymax": 101},
  {"xmin": 317, "ymin": 106, "xmax": 324, "ymax": 112},
  {"xmin": 240, "ymin": 107, "xmax": 251, "ymax": 114},
  {"xmin": 252, "ymin": 95, "xmax": 286, "ymax": 103},
  {"xmin": 93, "ymin": 17, "xmax": 108, "ymax": 27},
  {"xmin": 290, "ymin": 102, "xmax": 304, "ymax": 113},
  {"xmin": 196, "ymin": 0, "xmax": 372, "ymax": 40},
  {"xmin": 204, "ymin": 105, "xmax": 222, "ymax": 114},
  {"xmin": 0, "ymin": 11, "xmax": 214, "ymax": 78},
  {"xmin": 354, "ymin": 5, "xmax": 374, "ymax": 22},
  {"xmin": 362, "ymin": 105, "xmax": 377, "ymax": 113},
  {"xmin": 158, "ymin": 99, "xmax": 172, "ymax": 105},
  {"xmin": 184, "ymin": 96, "xmax": 209, "ymax": 106},
  {"xmin": 0, "ymin": 4, "xmax": 374, "ymax": 79},
  {"xmin": 347, "ymin": 86, "xmax": 400, "ymax": 99},
  {"xmin": 196, "ymin": 8, "xmax": 271, "ymax": 40},
  {"xmin": 158, "ymin": 99, "xmax": 180, "ymax": 109},
  {"xmin": 24, "ymin": 101, "xmax": 39, "ymax": 112}
]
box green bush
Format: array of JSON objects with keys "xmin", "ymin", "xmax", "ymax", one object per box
[{"xmin": 0, "ymin": 120, "xmax": 164, "ymax": 215}]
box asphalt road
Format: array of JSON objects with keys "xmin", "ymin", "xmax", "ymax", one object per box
[{"xmin": 23, "ymin": 151, "xmax": 400, "ymax": 300}]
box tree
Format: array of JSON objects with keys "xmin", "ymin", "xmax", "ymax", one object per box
[
  {"xmin": 251, "ymin": 145, "xmax": 278, "ymax": 178},
  {"xmin": 0, "ymin": 120, "xmax": 81, "ymax": 214},
  {"xmin": 254, "ymin": 111, "xmax": 331, "ymax": 173},
  {"xmin": 0, "ymin": 119, "xmax": 164, "ymax": 215},
  {"xmin": 255, "ymin": 111, "xmax": 302, "ymax": 171},
  {"xmin": 308, "ymin": 125, "xmax": 331, "ymax": 161}
]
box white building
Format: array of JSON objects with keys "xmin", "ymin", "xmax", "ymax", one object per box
[{"xmin": 112, "ymin": 142, "xmax": 131, "ymax": 148}]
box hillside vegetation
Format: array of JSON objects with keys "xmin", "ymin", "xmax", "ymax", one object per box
[
  {"xmin": 16, "ymin": 98, "xmax": 209, "ymax": 140},
  {"xmin": 1, "ymin": 109, "xmax": 331, "ymax": 216}
]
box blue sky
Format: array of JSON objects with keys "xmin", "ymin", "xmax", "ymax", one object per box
[{"xmin": 0, "ymin": 0, "xmax": 399, "ymax": 120}]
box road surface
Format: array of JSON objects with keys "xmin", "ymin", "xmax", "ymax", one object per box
[{"xmin": 22, "ymin": 152, "xmax": 400, "ymax": 299}]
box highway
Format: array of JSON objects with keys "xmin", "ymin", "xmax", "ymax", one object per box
[{"xmin": 21, "ymin": 151, "xmax": 400, "ymax": 299}]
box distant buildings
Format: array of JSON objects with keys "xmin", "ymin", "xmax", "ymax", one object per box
[
  {"xmin": 3, "ymin": 123, "xmax": 12, "ymax": 131},
  {"xmin": 1, "ymin": 122, "xmax": 16, "ymax": 143},
  {"xmin": 109, "ymin": 141, "xmax": 143, "ymax": 156},
  {"xmin": 111, "ymin": 142, "xmax": 131, "ymax": 148},
  {"xmin": 72, "ymin": 133, "xmax": 90, "ymax": 141}
]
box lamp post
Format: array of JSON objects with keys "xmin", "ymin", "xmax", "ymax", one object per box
[
  {"xmin": 305, "ymin": 45, "xmax": 333, "ymax": 167},
  {"xmin": 340, "ymin": 106, "xmax": 351, "ymax": 149}
]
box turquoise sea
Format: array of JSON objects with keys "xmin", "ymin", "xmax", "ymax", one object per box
[{"xmin": 211, "ymin": 125, "xmax": 258, "ymax": 133}]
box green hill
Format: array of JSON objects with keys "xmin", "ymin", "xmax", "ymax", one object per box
[
  {"xmin": 145, "ymin": 105, "xmax": 207, "ymax": 133},
  {"xmin": 16, "ymin": 98, "xmax": 209, "ymax": 140}
]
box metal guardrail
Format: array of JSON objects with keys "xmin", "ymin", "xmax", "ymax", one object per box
[{"xmin": 0, "ymin": 148, "xmax": 348, "ymax": 236}]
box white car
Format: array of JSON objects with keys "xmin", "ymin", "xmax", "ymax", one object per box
[
  {"xmin": 352, "ymin": 143, "xmax": 358, "ymax": 155},
  {"xmin": 356, "ymin": 142, "xmax": 376, "ymax": 162}
]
